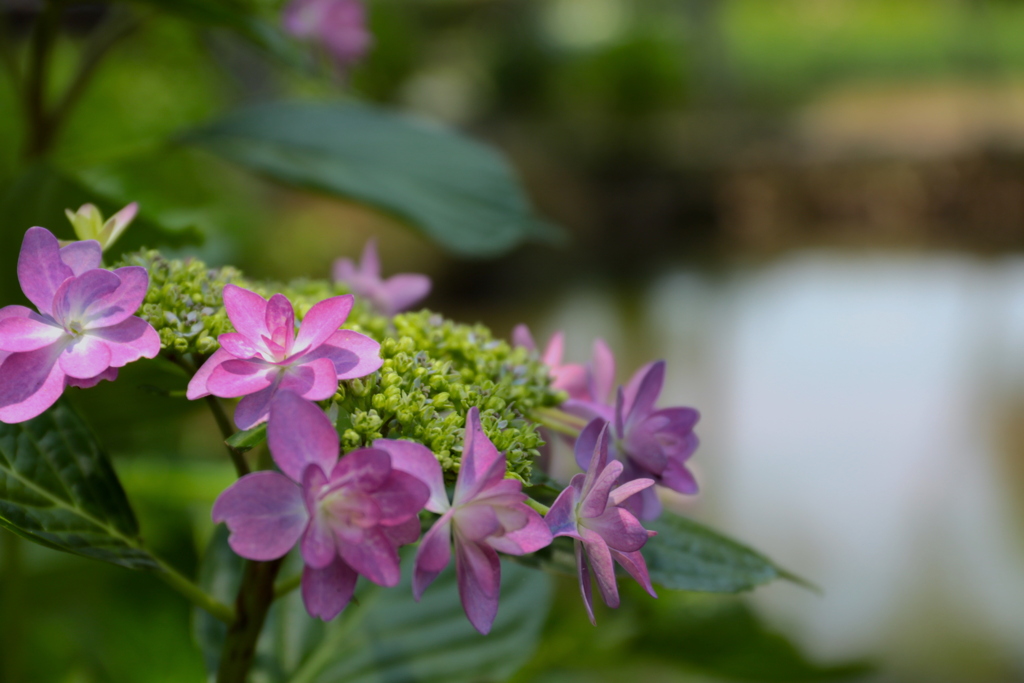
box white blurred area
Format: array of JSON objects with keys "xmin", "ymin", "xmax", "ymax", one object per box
[{"xmin": 540, "ymin": 253, "xmax": 1024, "ymax": 681}]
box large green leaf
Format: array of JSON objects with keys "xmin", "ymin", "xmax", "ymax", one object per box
[
  {"xmin": 195, "ymin": 528, "xmax": 554, "ymax": 682},
  {"xmin": 643, "ymin": 513, "xmax": 806, "ymax": 593},
  {"xmin": 183, "ymin": 101, "xmax": 565, "ymax": 257},
  {"xmin": 0, "ymin": 402, "xmax": 155, "ymax": 569}
]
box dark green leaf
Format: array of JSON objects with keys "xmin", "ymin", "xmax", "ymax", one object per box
[
  {"xmin": 183, "ymin": 101, "xmax": 566, "ymax": 257},
  {"xmin": 0, "ymin": 402, "xmax": 155, "ymax": 569},
  {"xmin": 643, "ymin": 513, "xmax": 808, "ymax": 593},
  {"xmin": 195, "ymin": 529, "xmax": 554, "ymax": 682},
  {"xmin": 225, "ymin": 424, "xmax": 266, "ymax": 452}
]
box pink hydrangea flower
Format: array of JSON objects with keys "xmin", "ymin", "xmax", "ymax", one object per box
[
  {"xmin": 568, "ymin": 356, "xmax": 700, "ymax": 520},
  {"xmin": 283, "ymin": 0, "xmax": 373, "ymax": 71},
  {"xmin": 0, "ymin": 227, "xmax": 159, "ymax": 423},
  {"xmin": 212, "ymin": 391, "xmax": 433, "ymax": 620},
  {"xmin": 545, "ymin": 418, "xmax": 657, "ymax": 624},
  {"xmin": 332, "ymin": 239, "xmax": 431, "ymax": 317},
  {"xmin": 512, "ymin": 324, "xmax": 588, "ymax": 399},
  {"xmin": 383, "ymin": 406, "xmax": 553, "ymax": 634},
  {"xmin": 186, "ymin": 284, "xmax": 382, "ymax": 430}
]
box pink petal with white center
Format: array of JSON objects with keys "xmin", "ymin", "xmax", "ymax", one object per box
[
  {"xmin": 86, "ymin": 317, "xmax": 160, "ymax": 366},
  {"xmin": 455, "ymin": 537, "xmax": 501, "ymax": 635},
  {"xmin": 372, "ymin": 470, "xmax": 428, "ymax": 524},
  {"xmin": 212, "ymin": 471, "xmax": 308, "ymax": 561},
  {"xmin": 280, "ymin": 357, "xmax": 339, "ymax": 401},
  {"xmin": 208, "ymin": 359, "xmax": 277, "ymax": 398},
  {"xmin": 453, "ymin": 504, "xmax": 500, "ymax": 543},
  {"xmin": 453, "ymin": 408, "xmax": 505, "ymax": 503},
  {"xmin": 576, "ymin": 540, "xmax": 596, "ymax": 625},
  {"xmin": 264, "ymin": 294, "xmax": 295, "ymax": 353},
  {"xmin": 329, "ymin": 448, "xmax": 390, "ymax": 492},
  {"xmin": 186, "ymin": 348, "xmax": 234, "ymax": 400},
  {"xmin": 374, "ymin": 438, "xmax": 448, "ymax": 514},
  {"xmin": 379, "ymin": 274, "xmax": 431, "ymax": 314},
  {"xmin": 0, "ymin": 314, "xmax": 64, "ymax": 352},
  {"xmin": 52, "ymin": 269, "xmax": 120, "ymax": 327},
  {"xmin": 579, "ymin": 460, "xmax": 624, "ymax": 520},
  {"xmin": 18, "ymin": 227, "xmax": 73, "ymax": 316},
  {"xmin": 305, "ymin": 329, "xmax": 381, "ymax": 380},
  {"xmin": 66, "ymin": 367, "xmax": 118, "ymax": 389},
  {"xmin": 222, "ymin": 285, "xmax": 269, "ymax": 345},
  {"xmin": 293, "ymin": 295, "xmax": 353, "ymax": 354},
  {"xmin": 233, "ymin": 385, "xmax": 278, "ymax": 430},
  {"xmin": 266, "ymin": 391, "xmax": 340, "ymax": 482},
  {"xmin": 585, "ymin": 507, "xmax": 649, "ymax": 553},
  {"xmin": 511, "ymin": 324, "xmax": 535, "ymax": 351},
  {"xmin": 580, "ymin": 526, "xmax": 619, "ymax": 609},
  {"xmin": 0, "ymin": 345, "xmax": 67, "ymax": 423},
  {"xmin": 59, "ymin": 240, "xmax": 102, "ymax": 275},
  {"xmin": 303, "ymin": 556, "xmax": 358, "ymax": 621},
  {"xmin": 608, "ymin": 477, "xmax": 655, "ymax": 508},
  {"xmin": 610, "ymin": 548, "xmax": 657, "ymax": 598},
  {"xmin": 58, "ymin": 336, "xmax": 111, "ymax": 379},
  {"xmin": 218, "ymin": 333, "xmax": 260, "ymax": 359},
  {"xmin": 490, "ymin": 507, "xmax": 552, "ymax": 555},
  {"xmin": 80, "ymin": 267, "xmax": 148, "ymax": 329},
  {"xmin": 338, "ymin": 525, "xmax": 401, "ymax": 587}
]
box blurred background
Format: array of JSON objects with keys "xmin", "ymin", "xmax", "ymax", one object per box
[{"xmin": 3, "ymin": 0, "xmax": 1024, "ymax": 681}]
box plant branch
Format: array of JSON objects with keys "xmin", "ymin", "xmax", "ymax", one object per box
[
  {"xmin": 23, "ymin": 0, "xmax": 60, "ymax": 159},
  {"xmin": 152, "ymin": 556, "xmax": 235, "ymax": 624},
  {"xmin": 216, "ymin": 557, "xmax": 285, "ymax": 683},
  {"xmin": 273, "ymin": 572, "xmax": 302, "ymax": 600},
  {"xmin": 205, "ymin": 396, "xmax": 252, "ymax": 477}
]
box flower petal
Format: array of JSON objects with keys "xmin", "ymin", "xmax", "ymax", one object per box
[
  {"xmin": 576, "ymin": 539, "xmax": 596, "ymax": 625},
  {"xmin": 454, "ymin": 537, "xmax": 501, "ymax": 635},
  {"xmin": 59, "ymin": 240, "xmax": 102, "ymax": 275},
  {"xmin": 303, "ymin": 329, "xmax": 381, "ymax": 380},
  {"xmin": 512, "ymin": 324, "xmax": 535, "ymax": 351},
  {"xmin": 608, "ymin": 477, "xmax": 655, "ymax": 507},
  {"xmin": 80, "ymin": 267, "xmax": 149, "ymax": 329},
  {"xmin": 661, "ymin": 457, "xmax": 699, "ymax": 495},
  {"xmin": 186, "ymin": 348, "xmax": 234, "ymax": 400},
  {"xmin": 453, "ymin": 504, "xmax": 500, "ymax": 543},
  {"xmin": 301, "ymin": 467, "xmax": 337, "ymax": 569},
  {"xmin": 383, "ymin": 516, "xmax": 421, "ymax": 547},
  {"xmin": 413, "ymin": 514, "xmax": 452, "ymax": 599},
  {"xmin": 329, "ymin": 448, "xmax": 389, "ymax": 492},
  {"xmin": 610, "ymin": 548, "xmax": 657, "ymax": 599},
  {"xmin": 490, "ymin": 506, "xmax": 552, "ymax": 555},
  {"xmin": 541, "ymin": 331, "xmax": 564, "ymax": 368},
  {"xmin": 374, "ymin": 438, "xmax": 448, "ymax": 514},
  {"xmin": 579, "ymin": 459, "xmax": 623, "ymax": 520},
  {"xmin": 302, "ymin": 556, "xmax": 358, "ymax": 621},
  {"xmin": 18, "ymin": 227, "xmax": 73, "ymax": 316},
  {"xmin": 0, "ymin": 346, "xmax": 66, "ymax": 423},
  {"xmin": 580, "ymin": 527, "xmax": 619, "ymax": 609},
  {"xmin": 372, "ymin": 470, "xmax": 428, "ymax": 524},
  {"xmin": 622, "ymin": 360, "xmax": 664, "ymax": 423},
  {"xmin": 85, "ymin": 317, "xmax": 160, "ymax": 367},
  {"xmin": 379, "ymin": 274, "xmax": 431, "ymax": 314},
  {"xmin": 0, "ymin": 313, "xmax": 64, "ymax": 352},
  {"xmin": 280, "ymin": 357, "xmax": 339, "ymax": 401},
  {"xmin": 337, "ymin": 525, "xmax": 401, "ymax": 587},
  {"xmin": 359, "ymin": 239, "xmax": 380, "ymax": 279},
  {"xmin": 293, "ymin": 295, "xmax": 353, "ymax": 354},
  {"xmin": 58, "ymin": 335, "xmax": 111, "ymax": 379},
  {"xmin": 218, "ymin": 333, "xmax": 260, "ymax": 359},
  {"xmin": 454, "ymin": 407, "xmax": 505, "ymax": 504},
  {"xmin": 264, "ymin": 293, "xmax": 296, "ymax": 352},
  {"xmin": 66, "ymin": 367, "xmax": 118, "ymax": 389},
  {"xmin": 233, "ymin": 385, "xmax": 278, "ymax": 430},
  {"xmin": 222, "ymin": 285, "xmax": 269, "ymax": 345},
  {"xmin": 585, "ymin": 507, "xmax": 649, "ymax": 553},
  {"xmin": 545, "ymin": 477, "xmax": 582, "ymax": 538},
  {"xmin": 267, "ymin": 391, "xmax": 339, "ymax": 483},
  {"xmin": 573, "ymin": 417, "xmax": 607, "ymax": 473},
  {"xmin": 208, "ymin": 359, "xmax": 276, "ymax": 398},
  {"xmin": 52, "ymin": 269, "xmax": 120, "ymax": 327},
  {"xmin": 212, "ymin": 471, "xmax": 308, "ymax": 561},
  {"xmin": 589, "ymin": 338, "xmax": 615, "ymax": 405}
]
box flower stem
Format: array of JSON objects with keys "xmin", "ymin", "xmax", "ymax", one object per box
[
  {"xmin": 216, "ymin": 557, "xmax": 285, "ymax": 683},
  {"xmin": 153, "ymin": 557, "xmax": 235, "ymax": 624},
  {"xmin": 531, "ymin": 414, "xmax": 582, "ymax": 438},
  {"xmin": 273, "ymin": 572, "xmax": 303, "ymax": 600},
  {"xmin": 534, "ymin": 406, "xmax": 589, "ymax": 429},
  {"xmin": 525, "ymin": 497, "xmax": 551, "ymax": 515},
  {"xmin": 204, "ymin": 396, "xmax": 251, "ymax": 477}
]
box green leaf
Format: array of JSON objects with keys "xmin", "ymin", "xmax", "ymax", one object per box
[
  {"xmin": 225, "ymin": 423, "xmax": 266, "ymax": 452},
  {"xmin": 195, "ymin": 528, "xmax": 554, "ymax": 682},
  {"xmin": 183, "ymin": 101, "xmax": 566, "ymax": 257},
  {"xmin": 643, "ymin": 513, "xmax": 807, "ymax": 593},
  {"xmin": 0, "ymin": 402, "xmax": 155, "ymax": 569}
]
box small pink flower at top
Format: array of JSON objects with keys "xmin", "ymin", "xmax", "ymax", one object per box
[
  {"xmin": 545, "ymin": 418, "xmax": 657, "ymax": 624},
  {"xmin": 382, "ymin": 406, "xmax": 553, "ymax": 634},
  {"xmin": 512, "ymin": 324, "xmax": 588, "ymax": 400},
  {"xmin": 0, "ymin": 227, "xmax": 160, "ymax": 423},
  {"xmin": 213, "ymin": 392, "xmax": 434, "ymax": 620},
  {"xmin": 333, "ymin": 239, "xmax": 431, "ymax": 317},
  {"xmin": 283, "ymin": 0, "xmax": 373, "ymax": 72},
  {"xmin": 186, "ymin": 284, "xmax": 382, "ymax": 430}
]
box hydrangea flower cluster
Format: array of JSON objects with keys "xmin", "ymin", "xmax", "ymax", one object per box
[{"xmin": 1, "ymin": 217, "xmax": 701, "ymax": 632}]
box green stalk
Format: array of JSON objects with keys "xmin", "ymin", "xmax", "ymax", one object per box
[{"xmin": 216, "ymin": 557, "xmax": 285, "ymax": 683}]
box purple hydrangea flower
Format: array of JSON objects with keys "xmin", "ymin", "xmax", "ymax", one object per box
[
  {"xmin": 568, "ymin": 357, "xmax": 700, "ymax": 520},
  {"xmin": 0, "ymin": 227, "xmax": 159, "ymax": 423},
  {"xmin": 546, "ymin": 418, "xmax": 657, "ymax": 624},
  {"xmin": 512, "ymin": 324, "xmax": 588, "ymax": 399},
  {"xmin": 186, "ymin": 285, "xmax": 382, "ymax": 430},
  {"xmin": 382, "ymin": 407, "xmax": 553, "ymax": 634},
  {"xmin": 212, "ymin": 391, "xmax": 433, "ymax": 620},
  {"xmin": 283, "ymin": 0, "xmax": 373, "ymax": 72},
  {"xmin": 332, "ymin": 239, "xmax": 431, "ymax": 317}
]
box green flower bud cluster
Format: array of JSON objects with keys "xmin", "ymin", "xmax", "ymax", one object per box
[{"xmin": 117, "ymin": 250, "xmax": 561, "ymax": 480}]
